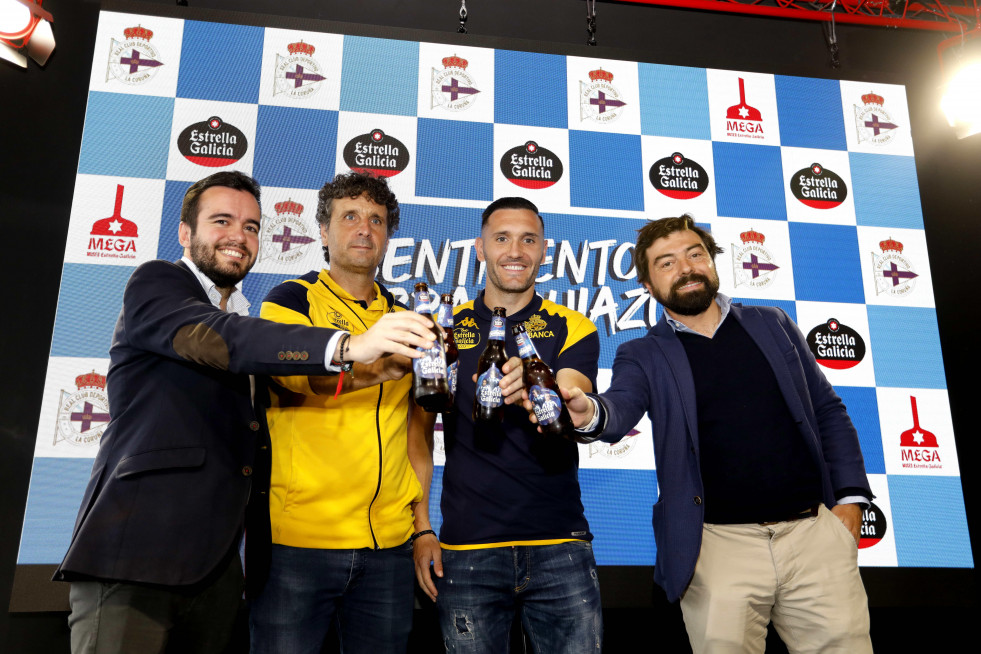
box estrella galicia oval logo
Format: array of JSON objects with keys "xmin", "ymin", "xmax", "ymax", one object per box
[
  {"xmin": 500, "ymin": 141, "xmax": 563, "ymax": 189},
  {"xmin": 859, "ymin": 501, "xmax": 887, "ymax": 549},
  {"xmin": 791, "ymin": 163, "xmax": 847, "ymax": 210},
  {"xmin": 342, "ymin": 129, "xmax": 410, "ymax": 178},
  {"xmin": 649, "ymin": 152, "xmax": 709, "ymax": 200},
  {"xmin": 807, "ymin": 318, "xmax": 866, "ymax": 370},
  {"xmin": 178, "ymin": 116, "xmax": 248, "ymax": 167}
]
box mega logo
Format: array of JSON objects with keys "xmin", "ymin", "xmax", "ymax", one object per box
[
  {"xmin": 806, "ymin": 318, "xmax": 866, "ymax": 369},
  {"xmin": 725, "ymin": 77, "xmax": 763, "ymax": 139},
  {"xmin": 343, "ymin": 129, "xmax": 410, "ymax": 178},
  {"xmin": 500, "ymin": 141, "xmax": 563, "ymax": 189},
  {"xmin": 790, "ymin": 163, "xmax": 848, "ymax": 209},
  {"xmin": 899, "ymin": 395, "xmax": 942, "ymax": 470},
  {"xmin": 649, "ymin": 152, "xmax": 709, "ymax": 199},
  {"xmin": 859, "ymin": 501, "xmax": 887, "ymax": 549},
  {"xmin": 178, "ymin": 116, "xmax": 248, "ymax": 167},
  {"xmin": 87, "ymin": 185, "xmax": 138, "ymax": 260}
]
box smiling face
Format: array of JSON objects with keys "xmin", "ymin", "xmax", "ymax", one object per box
[
  {"xmin": 321, "ymin": 193, "xmax": 389, "ymax": 276},
  {"xmin": 476, "ymin": 208, "xmax": 545, "ymax": 301},
  {"xmin": 178, "ymin": 185, "xmax": 261, "ymax": 290},
  {"xmin": 642, "ymin": 228, "xmax": 720, "ymax": 317}
]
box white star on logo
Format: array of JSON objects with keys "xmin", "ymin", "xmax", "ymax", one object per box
[
  {"xmin": 738, "ymin": 106, "xmax": 749, "ymax": 118},
  {"xmin": 108, "ymin": 220, "xmax": 123, "ymax": 234},
  {"xmin": 912, "ymin": 430, "xmax": 925, "ymax": 445}
]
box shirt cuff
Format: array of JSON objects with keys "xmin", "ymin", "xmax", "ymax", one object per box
[
  {"xmin": 836, "ymin": 495, "xmax": 870, "ymax": 509},
  {"xmin": 324, "ymin": 331, "xmax": 349, "ymax": 373},
  {"xmin": 575, "ymin": 396, "xmax": 602, "ymax": 433}
]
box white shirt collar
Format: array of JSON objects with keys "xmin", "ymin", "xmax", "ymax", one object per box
[
  {"xmin": 664, "ymin": 293, "xmax": 732, "ymax": 337},
  {"xmin": 180, "ymin": 256, "xmax": 251, "ymax": 317}
]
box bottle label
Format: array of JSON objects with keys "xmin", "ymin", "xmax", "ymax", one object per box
[
  {"xmin": 413, "ymin": 290, "xmax": 433, "ymax": 314},
  {"xmin": 529, "ymin": 384, "xmax": 561, "ymax": 426},
  {"xmin": 514, "ymin": 330, "xmax": 537, "ymax": 359},
  {"xmin": 414, "ymin": 342, "xmax": 447, "ymax": 380},
  {"xmin": 489, "ymin": 315, "xmax": 506, "ymax": 340},
  {"xmin": 448, "ymin": 361, "xmax": 458, "ymax": 394},
  {"xmin": 475, "ymin": 363, "xmax": 503, "ymax": 408},
  {"xmin": 436, "ymin": 303, "xmax": 453, "ymax": 328}
]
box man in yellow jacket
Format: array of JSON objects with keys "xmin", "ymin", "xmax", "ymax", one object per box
[{"xmin": 250, "ymin": 171, "xmax": 428, "ymax": 654}]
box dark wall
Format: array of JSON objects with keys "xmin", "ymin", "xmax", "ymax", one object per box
[{"xmin": 2, "ymin": 0, "xmax": 978, "ymax": 651}]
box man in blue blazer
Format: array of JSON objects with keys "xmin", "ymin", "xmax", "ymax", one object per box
[
  {"xmin": 55, "ymin": 171, "xmax": 435, "ymax": 654},
  {"xmin": 564, "ymin": 215, "xmax": 874, "ymax": 653}
]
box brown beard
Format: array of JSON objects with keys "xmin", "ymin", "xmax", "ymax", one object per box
[{"xmin": 653, "ymin": 272, "xmax": 719, "ymax": 316}]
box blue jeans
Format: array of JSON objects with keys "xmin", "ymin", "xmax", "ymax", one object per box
[
  {"xmin": 436, "ymin": 542, "xmax": 603, "ymax": 653},
  {"xmin": 249, "ymin": 542, "xmax": 414, "ymax": 654}
]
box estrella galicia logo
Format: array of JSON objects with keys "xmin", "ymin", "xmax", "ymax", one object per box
[
  {"xmin": 178, "ymin": 116, "xmax": 248, "ymax": 167},
  {"xmin": 807, "ymin": 318, "xmax": 866, "ymax": 370},
  {"xmin": 649, "ymin": 153, "xmax": 709, "ymax": 200},
  {"xmin": 790, "ymin": 163, "xmax": 847, "ymax": 210},
  {"xmin": 501, "ymin": 141, "xmax": 563, "ymax": 189},
  {"xmin": 859, "ymin": 501, "xmax": 887, "ymax": 549},
  {"xmin": 343, "ymin": 129, "xmax": 410, "ymax": 178}
]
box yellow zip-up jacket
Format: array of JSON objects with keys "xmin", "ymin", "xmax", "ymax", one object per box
[{"xmin": 260, "ymin": 269, "xmax": 421, "ymax": 549}]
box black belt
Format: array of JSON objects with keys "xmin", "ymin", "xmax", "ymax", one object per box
[{"xmin": 758, "ymin": 504, "xmax": 820, "ymax": 526}]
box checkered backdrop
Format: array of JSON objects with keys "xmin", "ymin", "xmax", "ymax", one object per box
[{"xmin": 17, "ymin": 8, "xmax": 972, "ymax": 571}]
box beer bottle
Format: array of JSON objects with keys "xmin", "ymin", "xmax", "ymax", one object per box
[
  {"xmin": 473, "ymin": 307, "xmax": 508, "ymax": 424},
  {"xmin": 512, "ymin": 323, "xmax": 574, "ymax": 437},
  {"xmin": 411, "ymin": 283, "xmax": 450, "ymax": 412},
  {"xmin": 436, "ymin": 293, "xmax": 458, "ymax": 412}
]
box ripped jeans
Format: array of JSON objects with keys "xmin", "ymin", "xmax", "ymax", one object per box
[{"xmin": 435, "ymin": 541, "xmax": 603, "ymax": 653}]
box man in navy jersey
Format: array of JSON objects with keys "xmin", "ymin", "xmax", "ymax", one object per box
[
  {"xmin": 413, "ymin": 197, "xmax": 603, "ymax": 653},
  {"xmin": 563, "ymin": 214, "xmax": 873, "ymax": 654}
]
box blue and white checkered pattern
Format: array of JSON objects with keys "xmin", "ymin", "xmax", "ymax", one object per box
[{"xmin": 17, "ymin": 9, "xmax": 972, "ymax": 571}]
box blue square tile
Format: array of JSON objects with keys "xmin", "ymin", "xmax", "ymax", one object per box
[
  {"xmin": 253, "ymin": 105, "xmax": 338, "ymax": 190},
  {"xmin": 51, "ymin": 264, "xmax": 134, "ymax": 359},
  {"xmin": 775, "ymin": 76, "xmax": 847, "ymax": 151},
  {"xmin": 834, "ymin": 386, "xmax": 885, "ymax": 474},
  {"xmin": 416, "ymin": 119, "xmax": 493, "ymax": 201},
  {"xmin": 569, "ymin": 131, "xmax": 644, "ymax": 211},
  {"xmin": 17, "ymin": 458, "xmax": 93, "ymax": 564},
  {"xmin": 78, "ymin": 92, "xmax": 174, "ymax": 179},
  {"xmin": 639, "ymin": 63, "xmax": 710, "ymax": 140},
  {"xmin": 713, "ymin": 142, "xmax": 787, "ymax": 220},
  {"xmin": 867, "ymin": 305, "xmax": 947, "ymax": 389},
  {"xmin": 158, "ymin": 180, "xmax": 193, "ymax": 261},
  {"xmin": 888, "ymin": 476, "xmax": 973, "ymax": 567},
  {"xmin": 494, "ymin": 50, "xmax": 567, "ymax": 128},
  {"xmin": 850, "ymin": 153, "xmax": 923, "ymax": 229},
  {"xmin": 581, "ymin": 469, "xmax": 658, "ymax": 565},
  {"xmin": 789, "ymin": 222, "xmax": 864, "ymax": 303},
  {"xmin": 176, "ymin": 21, "xmax": 264, "ymax": 103},
  {"xmin": 340, "ymin": 36, "xmax": 418, "ymax": 117}
]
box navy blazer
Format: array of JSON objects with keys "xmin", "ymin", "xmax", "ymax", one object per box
[
  {"xmin": 55, "ymin": 260, "xmax": 337, "ymax": 594},
  {"xmin": 596, "ymin": 303, "xmax": 871, "ymax": 602}
]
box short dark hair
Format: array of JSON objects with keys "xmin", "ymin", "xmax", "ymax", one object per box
[
  {"xmin": 316, "ymin": 171, "xmax": 400, "ymax": 262},
  {"xmin": 634, "ymin": 214, "xmax": 724, "ymax": 286},
  {"xmin": 481, "ymin": 197, "xmax": 544, "ymax": 229},
  {"xmin": 180, "ymin": 171, "xmax": 261, "ymax": 230}
]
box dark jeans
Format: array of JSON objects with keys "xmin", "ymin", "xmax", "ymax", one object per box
[
  {"xmin": 67, "ymin": 553, "xmax": 244, "ymax": 654},
  {"xmin": 436, "ymin": 541, "xmax": 603, "ymax": 654},
  {"xmin": 249, "ymin": 541, "xmax": 415, "ymax": 654}
]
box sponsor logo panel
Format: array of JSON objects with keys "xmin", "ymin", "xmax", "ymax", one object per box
[
  {"xmin": 64, "ymin": 175, "xmax": 163, "ymax": 267},
  {"xmin": 857, "ymin": 227, "xmax": 935, "ymax": 308},
  {"xmin": 706, "ymin": 70, "xmax": 780, "ymax": 146},
  {"xmin": 34, "ymin": 358, "xmax": 111, "ymax": 458},
  {"xmin": 566, "ymin": 57, "xmax": 641, "ymax": 134},
  {"xmin": 91, "ymin": 12, "xmax": 182, "ymax": 95},
  {"xmin": 417, "ymin": 43, "xmax": 495, "ymax": 123},
  {"xmin": 878, "ymin": 388, "xmax": 959, "ymax": 476},
  {"xmin": 795, "ymin": 302, "xmax": 875, "ymax": 387},
  {"xmin": 166, "ymin": 98, "xmax": 258, "ymax": 180},
  {"xmin": 258, "ymin": 29, "xmax": 343, "ymax": 109}
]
